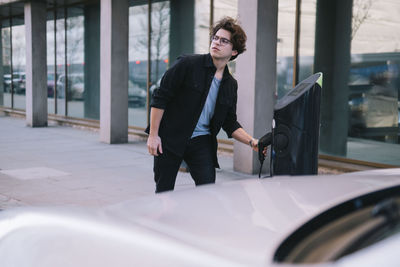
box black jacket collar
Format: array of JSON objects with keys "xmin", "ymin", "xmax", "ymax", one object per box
[{"xmin": 204, "ymin": 53, "xmax": 233, "ymax": 81}]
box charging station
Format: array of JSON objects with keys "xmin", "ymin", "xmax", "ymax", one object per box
[{"xmin": 258, "ymin": 73, "xmax": 322, "ymax": 176}]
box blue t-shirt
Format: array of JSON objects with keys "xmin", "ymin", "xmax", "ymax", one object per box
[{"xmin": 191, "ymin": 76, "xmax": 221, "ymax": 138}]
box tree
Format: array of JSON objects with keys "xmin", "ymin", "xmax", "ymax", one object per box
[
  {"xmin": 151, "ymin": 1, "xmax": 170, "ymax": 84},
  {"xmin": 1, "ymin": 27, "xmax": 11, "ymax": 72},
  {"xmin": 351, "ymin": 0, "xmax": 373, "ymax": 40},
  {"xmin": 133, "ymin": 1, "xmax": 170, "ymax": 85}
]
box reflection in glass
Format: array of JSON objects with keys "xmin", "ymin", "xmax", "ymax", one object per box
[
  {"xmin": 47, "ymin": 13, "xmax": 56, "ymax": 114},
  {"xmin": 276, "ymin": 0, "xmax": 296, "ymax": 99},
  {"xmin": 1, "ymin": 26, "xmax": 11, "ymax": 108},
  {"xmin": 56, "ymin": 9, "xmax": 66, "ymax": 115},
  {"xmin": 66, "ymin": 6, "xmax": 85, "ymax": 119},
  {"xmin": 151, "ymin": 0, "xmax": 170, "ymax": 87},
  {"xmin": 11, "ymin": 22, "xmax": 25, "ymax": 110},
  {"xmin": 195, "ymin": 0, "xmax": 210, "ymax": 54},
  {"xmin": 347, "ymin": 0, "xmax": 400, "ymax": 165},
  {"xmin": 129, "ymin": 4, "xmax": 148, "ymax": 128},
  {"xmin": 298, "ymin": 0, "xmax": 316, "ymax": 82},
  {"xmin": 150, "ymin": 0, "xmax": 170, "ymax": 129},
  {"xmin": 214, "ymin": 0, "xmax": 237, "ymax": 22}
]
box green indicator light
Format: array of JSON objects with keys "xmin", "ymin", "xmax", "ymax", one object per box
[{"xmin": 316, "ymin": 72, "xmax": 323, "ymax": 87}]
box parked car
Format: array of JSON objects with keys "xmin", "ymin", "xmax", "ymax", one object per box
[
  {"xmin": 3, "ymin": 72, "xmax": 25, "ymax": 94},
  {"xmin": 128, "ymin": 81, "xmax": 146, "ymax": 107},
  {"xmin": 3, "ymin": 74, "xmax": 12, "ymax": 92},
  {"xmin": 13, "ymin": 72, "xmax": 26, "ymax": 94},
  {"xmin": 0, "ymin": 169, "xmax": 400, "ymax": 266},
  {"xmin": 56, "ymin": 73, "xmax": 85, "ymax": 100},
  {"xmin": 348, "ymin": 72, "xmax": 399, "ymax": 141}
]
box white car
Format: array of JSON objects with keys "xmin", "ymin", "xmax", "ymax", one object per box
[
  {"xmin": 0, "ymin": 169, "xmax": 400, "ymax": 266},
  {"xmin": 56, "ymin": 73, "xmax": 85, "ymax": 100}
]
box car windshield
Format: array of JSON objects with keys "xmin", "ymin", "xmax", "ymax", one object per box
[{"xmin": 274, "ymin": 185, "xmax": 400, "ymax": 264}]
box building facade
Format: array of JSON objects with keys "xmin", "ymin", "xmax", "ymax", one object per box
[{"xmin": 0, "ymin": 0, "xmax": 399, "ymax": 173}]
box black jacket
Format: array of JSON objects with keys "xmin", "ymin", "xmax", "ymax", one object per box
[{"xmin": 146, "ymin": 53, "xmax": 242, "ymax": 167}]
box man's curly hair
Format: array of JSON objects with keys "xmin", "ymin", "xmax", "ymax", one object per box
[{"xmin": 210, "ymin": 17, "xmax": 247, "ymax": 61}]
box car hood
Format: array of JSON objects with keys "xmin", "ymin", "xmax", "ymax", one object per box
[{"xmin": 1, "ymin": 169, "xmax": 400, "ymax": 267}]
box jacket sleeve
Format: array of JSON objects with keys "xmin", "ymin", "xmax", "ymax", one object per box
[
  {"xmin": 222, "ymin": 81, "xmax": 242, "ymax": 138},
  {"xmin": 150, "ymin": 56, "xmax": 188, "ymax": 109}
]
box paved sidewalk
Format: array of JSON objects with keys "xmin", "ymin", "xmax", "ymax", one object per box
[{"xmin": 0, "ymin": 115, "xmax": 255, "ymax": 209}]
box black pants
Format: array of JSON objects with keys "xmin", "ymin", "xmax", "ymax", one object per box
[{"xmin": 153, "ymin": 135, "xmax": 216, "ymax": 193}]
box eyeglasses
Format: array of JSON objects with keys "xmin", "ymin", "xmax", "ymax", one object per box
[{"xmin": 211, "ymin": 35, "xmax": 232, "ymax": 46}]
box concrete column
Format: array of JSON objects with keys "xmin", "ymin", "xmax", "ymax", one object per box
[
  {"xmin": 234, "ymin": 0, "xmax": 278, "ymax": 174},
  {"xmin": 314, "ymin": 0, "xmax": 353, "ymax": 156},
  {"xmin": 169, "ymin": 0, "xmax": 194, "ymax": 63},
  {"xmin": 84, "ymin": 2, "xmax": 100, "ymax": 120},
  {"xmin": 100, "ymin": 0, "xmax": 129, "ymax": 144},
  {"xmin": 25, "ymin": 1, "xmax": 47, "ymax": 127}
]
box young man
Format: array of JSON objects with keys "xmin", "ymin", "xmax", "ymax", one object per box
[{"xmin": 146, "ymin": 17, "xmax": 260, "ymax": 193}]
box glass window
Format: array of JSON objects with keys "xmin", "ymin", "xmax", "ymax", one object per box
[
  {"xmin": 129, "ymin": 3, "xmax": 149, "ymax": 128},
  {"xmin": 150, "ymin": 0, "xmax": 170, "ymax": 124},
  {"xmin": 82, "ymin": 3, "xmax": 100, "ymax": 120},
  {"xmin": 56, "ymin": 8, "xmax": 66, "ymax": 116},
  {"xmin": 298, "ymin": 0, "xmax": 316, "ymax": 82},
  {"xmin": 214, "ymin": 0, "xmax": 237, "ymax": 20},
  {"xmin": 151, "ymin": 0, "xmax": 170, "ymax": 87},
  {"xmin": 195, "ymin": 0, "xmax": 210, "ymax": 54},
  {"xmin": 277, "ymin": 0, "xmax": 296, "ymax": 99},
  {"xmin": 1, "ymin": 24, "xmax": 11, "ymax": 108},
  {"xmin": 66, "ymin": 6, "xmax": 85, "ymax": 118},
  {"xmin": 11, "ymin": 19, "xmax": 25, "ymax": 110},
  {"xmin": 47, "ymin": 11, "xmax": 56, "ymax": 114},
  {"xmin": 347, "ymin": 0, "xmax": 400, "ymax": 166}
]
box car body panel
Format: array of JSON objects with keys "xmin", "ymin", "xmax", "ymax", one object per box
[{"xmin": 1, "ymin": 169, "xmax": 400, "ymax": 266}]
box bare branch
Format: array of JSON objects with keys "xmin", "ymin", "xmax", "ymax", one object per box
[{"xmin": 351, "ymin": 0, "xmax": 373, "ymax": 40}]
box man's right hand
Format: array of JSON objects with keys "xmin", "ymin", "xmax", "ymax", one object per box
[{"xmin": 147, "ymin": 135, "xmax": 163, "ymax": 156}]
